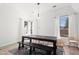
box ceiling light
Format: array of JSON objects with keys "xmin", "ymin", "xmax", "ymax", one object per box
[{"xmin": 52, "ymin": 5, "xmax": 56, "ymax": 8}]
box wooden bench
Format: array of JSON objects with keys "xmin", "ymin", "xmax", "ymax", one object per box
[{"xmin": 17, "ymin": 42, "xmax": 54, "ymax": 54}]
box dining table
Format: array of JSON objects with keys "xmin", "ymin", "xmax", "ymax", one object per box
[{"xmin": 21, "ymin": 35, "xmax": 57, "ymax": 55}]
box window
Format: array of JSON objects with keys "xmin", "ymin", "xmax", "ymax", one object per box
[{"xmin": 60, "ymin": 16, "xmax": 69, "ymax": 37}]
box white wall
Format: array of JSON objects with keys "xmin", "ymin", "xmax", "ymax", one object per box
[
  {"xmin": 69, "ymin": 14, "xmax": 78, "ymax": 39},
  {"xmin": 0, "ymin": 4, "xmax": 18, "ymax": 47},
  {"xmin": 78, "ymin": 14, "xmax": 79, "ymax": 40},
  {"xmin": 36, "ymin": 4, "xmax": 79, "ymax": 45},
  {"xmin": 0, "ymin": 3, "xmax": 33, "ymax": 47},
  {"xmin": 77, "ymin": 13, "xmax": 79, "ymax": 40},
  {"xmin": 36, "ymin": 4, "xmax": 76, "ymax": 37},
  {"xmin": 0, "ymin": 3, "xmax": 79, "ymax": 47},
  {"xmin": 37, "ymin": 11, "xmax": 55, "ymax": 36}
]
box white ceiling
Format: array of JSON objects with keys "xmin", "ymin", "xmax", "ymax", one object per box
[
  {"xmin": 35, "ymin": 3, "xmax": 79, "ymax": 13},
  {"xmin": 71, "ymin": 3, "xmax": 79, "ymax": 13},
  {"xmin": 0, "ymin": 3, "xmax": 79, "ymax": 16},
  {"xmin": 32, "ymin": 3, "xmax": 79, "ymax": 14},
  {"xmin": 39, "ymin": 3, "xmax": 70, "ymax": 11}
]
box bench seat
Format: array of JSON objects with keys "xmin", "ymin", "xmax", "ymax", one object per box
[{"xmin": 18, "ymin": 41, "xmax": 53, "ymax": 54}]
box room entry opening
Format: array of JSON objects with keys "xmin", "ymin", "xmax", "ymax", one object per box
[{"xmin": 60, "ymin": 16, "xmax": 69, "ymax": 37}]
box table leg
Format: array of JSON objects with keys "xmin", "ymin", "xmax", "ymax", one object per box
[
  {"xmin": 22, "ymin": 36, "xmax": 24, "ymax": 48},
  {"xmin": 29, "ymin": 38, "xmax": 32, "ymax": 55},
  {"xmin": 29, "ymin": 46, "xmax": 32, "ymax": 55},
  {"xmin": 53, "ymin": 41, "xmax": 57, "ymax": 55},
  {"xmin": 32, "ymin": 47, "xmax": 35, "ymax": 51}
]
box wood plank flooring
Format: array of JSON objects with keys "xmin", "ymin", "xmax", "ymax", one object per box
[
  {"xmin": 0, "ymin": 43, "xmax": 79, "ymax": 55},
  {"xmin": 64, "ymin": 46, "xmax": 79, "ymax": 55}
]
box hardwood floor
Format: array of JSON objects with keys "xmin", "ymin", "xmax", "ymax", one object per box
[
  {"xmin": 0, "ymin": 43, "xmax": 79, "ymax": 55},
  {"xmin": 0, "ymin": 43, "xmax": 17, "ymax": 55},
  {"xmin": 64, "ymin": 46, "xmax": 79, "ymax": 55}
]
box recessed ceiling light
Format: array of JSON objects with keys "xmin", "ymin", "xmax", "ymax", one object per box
[
  {"xmin": 52, "ymin": 5, "xmax": 56, "ymax": 8},
  {"xmin": 37, "ymin": 3, "xmax": 40, "ymax": 5}
]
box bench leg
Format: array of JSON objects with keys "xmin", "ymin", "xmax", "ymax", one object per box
[
  {"xmin": 18, "ymin": 43, "xmax": 21, "ymax": 50},
  {"xmin": 29, "ymin": 47, "xmax": 35, "ymax": 55},
  {"xmin": 22, "ymin": 44, "xmax": 24, "ymax": 48},
  {"xmin": 53, "ymin": 41, "xmax": 57, "ymax": 55},
  {"xmin": 29, "ymin": 46, "xmax": 32, "ymax": 55}
]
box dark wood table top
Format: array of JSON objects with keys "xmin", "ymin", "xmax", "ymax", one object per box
[{"xmin": 22, "ymin": 35, "xmax": 57, "ymax": 42}]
